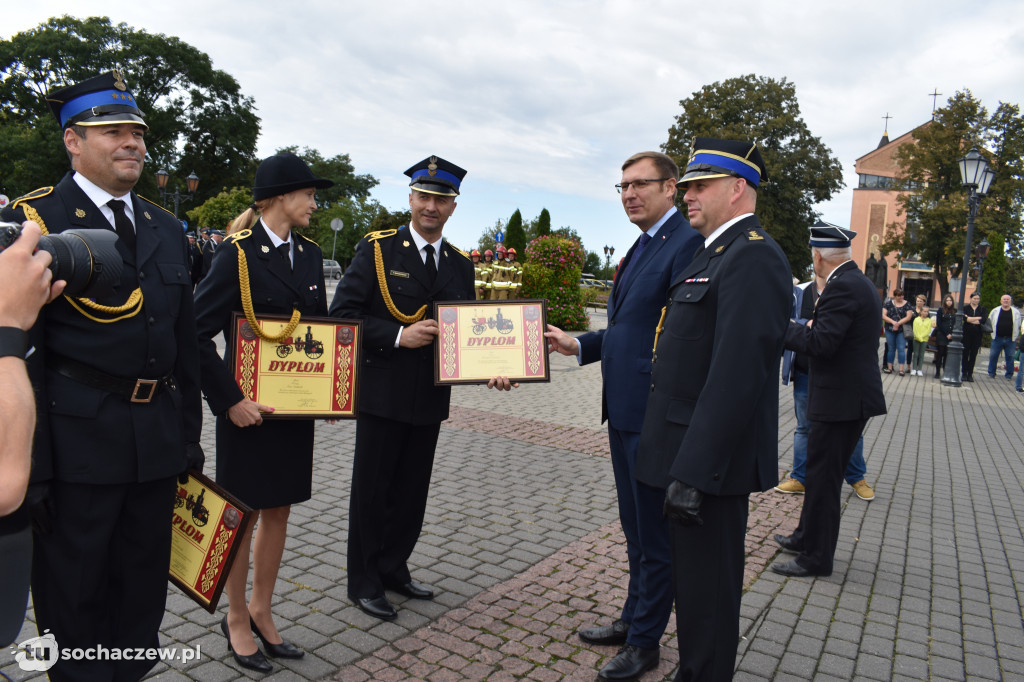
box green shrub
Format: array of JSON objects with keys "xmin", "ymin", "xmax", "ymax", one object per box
[{"xmin": 522, "ymin": 235, "xmax": 589, "ymax": 330}]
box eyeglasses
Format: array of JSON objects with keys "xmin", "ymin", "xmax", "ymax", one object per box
[{"xmin": 615, "ymin": 178, "xmax": 672, "ymax": 194}]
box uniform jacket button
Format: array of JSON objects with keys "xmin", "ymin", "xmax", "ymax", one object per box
[
  {"xmin": 138, "ymin": 272, "xmax": 146, "ymax": 280},
  {"xmin": 713, "ymin": 473, "xmax": 720, "ymax": 480},
  {"xmin": 685, "ymin": 292, "xmax": 691, "ymax": 298},
  {"xmin": 148, "ymin": 358, "xmax": 156, "ymax": 366},
  {"xmin": 148, "ymin": 317, "xmax": 156, "ymax": 325}
]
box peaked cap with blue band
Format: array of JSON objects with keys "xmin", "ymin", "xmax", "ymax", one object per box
[
  {"xmin": 808, "ymin": 220, "xmax": 856, "ymax": 248},
  {"xmin": 680, "ymin": 137, "xmax": 768, "ymax": 187},
  {"xmin": 46, "ymin": 70, "xmax": 147, "ymax": 130},
  {"xmin": 405, "ymin": 155, "xmax": 467, "ymax": 197}
]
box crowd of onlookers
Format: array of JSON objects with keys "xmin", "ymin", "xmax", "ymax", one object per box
[{"xmin": 880, "ymin": 289, "xmax": 1023, "ymax": 390}]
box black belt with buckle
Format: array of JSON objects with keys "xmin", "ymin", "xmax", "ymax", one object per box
[{"xmin": 49, "ymin": 354, "xmax": 175, "ymax": 404}]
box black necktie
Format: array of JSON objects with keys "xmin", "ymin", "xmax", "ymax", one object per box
[
  {"xmin": 693, "ymin": 243, "xmax": 706, "ymax": 260},
  {"xmin": 278, "ymin": 243, "xmax": 291, "ymax": 271},
  {"xmin": 107, "ymin": 199, "xmax": 136, "ymax": 252},
  {"xmin": 424, "ymin": 244, "xmax": 437, "ymax": 284}
]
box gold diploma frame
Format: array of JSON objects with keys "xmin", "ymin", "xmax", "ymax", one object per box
[
  {"xmin": 228, "ymin": 313, "xmax": 361, "ymax": 419},
  {"xmin": 169, "ymin": 471, "xmax": 254, "ymax": 613},
  {"xmin": 434, "ymin": 299, "xmax": 550, "ymax": 385}
]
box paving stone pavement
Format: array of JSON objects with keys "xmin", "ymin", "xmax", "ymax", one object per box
[{"xmin": 3, "ymin": 303, "xmax": 1023, "ymax": 681}]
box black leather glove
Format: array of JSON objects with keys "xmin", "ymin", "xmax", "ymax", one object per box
[
  {"xmin": 664, "ymin": 480, "xmax": 703, "ymax": 526},
  {"xmin": 180, "ymin": 443, "xmax": 206, "ymax": 483},
  {"xmin": 23, "ymin": 482, "xmax": 55, "ymax": 535}
]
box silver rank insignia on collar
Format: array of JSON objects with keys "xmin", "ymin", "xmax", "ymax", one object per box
[{"xmin": 261, "ymin": 245, "xmax": 270, "ymax": 253}]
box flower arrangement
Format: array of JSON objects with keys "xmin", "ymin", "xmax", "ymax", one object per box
[{"xmin": 522, "ymin": 235, "xmax": 588, "ymax": 330}]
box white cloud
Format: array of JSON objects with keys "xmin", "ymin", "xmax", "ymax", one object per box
[{"xmin": 3, "ymin": 0, "xmax": 1023, "ymax": 255}]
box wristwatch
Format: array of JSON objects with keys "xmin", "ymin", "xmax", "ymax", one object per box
[{"xmin": 0, "ymin": 327, "xmax": 30, "ymax": 359}]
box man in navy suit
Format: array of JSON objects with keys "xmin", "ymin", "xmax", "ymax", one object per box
[
  {"xmin": 546, "ymin": 151, "xmax": 701, "ymax": 681},
  {"xmin": 772, "ymin": 225, "xmax": 886, "ymax": 578}
]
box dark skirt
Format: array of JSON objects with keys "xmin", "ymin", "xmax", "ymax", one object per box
[{"xmin": 215, "ymin": 415, "xmax": 314, "ymax": 509}]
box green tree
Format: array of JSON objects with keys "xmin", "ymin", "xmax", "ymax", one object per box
[
  {"xmin": 1006, "ymin": 255, "xmax": 1024, "ymax": 304},
  {"xmin": 662, "ymin": 74, "xmax": 844, "ymax": 275},
  {"xmin": 275, "ymin": 146, "xmax": 378, "ymax": 207},
  {"xmin": 536, "ymin": 208, "xmax": 552, "ymax": 237},
  {"xmin": 0, "ymin": 16, "xmax": 261, "ymax": 203},
  {"xmin": 186, "ymin": 187, "xmax": 252, "ymax": 234},
  {"xmin": 506, "ymin": 209, "xmax": 526, "ymax": 253},
  {"xmin": 979, "ymin": 234, "xmax": 1007, "ymax": 310},
  {"xmin": 477, "ymin": 220, "xmax": 504, "ymax": 253},
  {"xmin": 883, "ymin": 92, "xmax": 1024, "ymax": 296},
  {"xmin": 583, "ymin": 251, "xmax": 602, "ymax": 276}
]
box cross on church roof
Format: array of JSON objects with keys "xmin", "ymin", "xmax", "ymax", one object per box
[{"xmin": 929, "ymin": 88, "xmax": 943, "ymax": 115}]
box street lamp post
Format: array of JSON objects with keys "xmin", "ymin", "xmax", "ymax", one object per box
[
  {"xmin": 155, "ymin": 168, "xmax": 200, "ymax": 220},
  {"xmin": 941, "ymin": 149, "xmax": 995, "ymax": 387},
  {"xmin": 975, "ymin": 239, "xmax": 991, "ymax": 293},
  {"xmin": 603, "ymin": 245, "xmax": 614, "ymax": 277}
]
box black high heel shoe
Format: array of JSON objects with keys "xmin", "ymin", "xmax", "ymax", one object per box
[
  {"xmin": 250, "ymin": 616, "xmax": 304, "ymax": 659},
  {"xmin": 221, "ymin": 616, "xmax": 273, "ymax": 672}
]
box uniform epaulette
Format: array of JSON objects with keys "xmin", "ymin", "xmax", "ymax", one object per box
[
  {"xmin": 137, "ymin": 195, "xmax": 176, "ymax": 217},
  {"xmin": 296, "ymin": 232, "xmax": 320, "ymax": 248},
  {"xmin": 447, "ymin": 241, "xmax": 471, "ymax": 260},
  {"xmin": 365, "ymin": 229, "xmax": 397, "ymax": 243},
  {"xmin": 11, "ymin": 186, "xmax": 54, "ymax": 208},
  {"xmin": 226, "ymin": 228, "xmax": 253, "ymax": 244}
]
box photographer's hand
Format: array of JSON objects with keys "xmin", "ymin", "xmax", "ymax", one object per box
[{"xmin": 0, "ymin": 222, "xmax": 65, "ymax": 330}]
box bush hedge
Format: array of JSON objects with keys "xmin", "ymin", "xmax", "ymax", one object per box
[{"xmin": 522, "ymin": 235, "xmax": 589, "ymax": 330}]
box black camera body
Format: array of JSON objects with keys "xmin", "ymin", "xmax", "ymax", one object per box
[{"xmin": 0, "ymin": 221, "xmax": 123, "ymax": 298}]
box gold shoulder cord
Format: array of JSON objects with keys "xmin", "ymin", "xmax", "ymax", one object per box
[
  {"xmin": 232, "ymin": 229, "xmax": 302, "ymax": 343},
  {"xmin": 653, "ymin": 306, "xmax": 667, "ymax": 353},
  {"xmin": 369, "ymin": 229, "xmax": 427, "ymax": 324},
  {"xmin": 21, "ymin": 203, "xmax": 143, "ymax": 323}
]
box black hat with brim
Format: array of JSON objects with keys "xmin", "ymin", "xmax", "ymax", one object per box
[
  {"xmin": 405, "ymin": 155, "xmax": 467, "ymax": 197},
  {"xmin": 46, "ymin": 70, "xmax": 147, "ymax": 130},
  {"xmin": 680, "ymin": 137, "xmax": 768, "ymax": 187},
  {"xmin": 253, "ymin": 152, "xmax": 334, "ymax": 201}
]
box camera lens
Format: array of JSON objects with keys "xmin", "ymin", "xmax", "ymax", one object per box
[{"xmin": 36, "ymin": 229, "xmax": 123, "ymax": 298}]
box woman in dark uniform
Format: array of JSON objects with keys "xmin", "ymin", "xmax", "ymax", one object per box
[{"xmin": 194, "ymin": 152, "xmax": 332, "ymax": 672}]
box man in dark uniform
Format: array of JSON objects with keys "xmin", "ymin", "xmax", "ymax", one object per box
[
  {"xmin": 0, "ymin": 70, "xmax": 203, "ymax": 681},
  {"xmin": 330, "ymin": 155, "xmax": 477, "ymax": 620},
  {"xmin": 201, "ymin": 228, "xmax": 224, "ymax": 279},
  {"xmin": 636, "ymin": 138, "xmax": 791, "ymax": 681},
  {"xmin": 188, "ymin": 232, "xmax": 204, "ymax": 285},
  {"xmin": 546, "ymin": 151, "xmax": 701, "ymax": 681},
  {"xmin": 771, "ymin": 225, "xmax": 886, "ymax": 578}
]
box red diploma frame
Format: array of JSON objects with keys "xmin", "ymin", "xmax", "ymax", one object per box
[
  {"xmin": 169, "ymin": 471, "xmax": 253, "ymax": 613},
  {"xmin": 228, "ymin": 313, "xmax": 361, "ymax": 419},
  {"xmin": 433, "ymin": 299, "xmax": 550, "ymax": 385}
]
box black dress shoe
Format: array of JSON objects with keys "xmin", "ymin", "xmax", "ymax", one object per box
[
  {"xmin": 354, "ymin": 595, "xmax": 397, "ymax": 620},
  {"xmin": 770, "ymin": 559, "xmax": 829, "ymax": 578},
  {"xmin": 250, "ymin": 616, "xmax": 304, "ymax": 659},
  {"xmin": 578, "ymin": 619, "xmax": 629, "ymax": 645},
  {"xmin": 773, "ymin": 533, "xmax": 801, "ymax": 554},
  {"xmin": 386, "ymin": 580, "xmax": 434, "ymax": 600},
  {"xmin": 221, "ymin": 616, "xmax": 272, "ymax": 673},
  {"xmin": 597, "ymin": 644, "xmax": 659, "ymax": 681}
]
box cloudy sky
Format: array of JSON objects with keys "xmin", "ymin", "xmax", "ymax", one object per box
[{"xmin": 5, "ymin": 1, "xmax": 1023, "ymax": 259}]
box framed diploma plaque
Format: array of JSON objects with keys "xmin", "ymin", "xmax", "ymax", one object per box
[
  {"xmin": 169, "ymin": 471, "xmax": 253, "ymax": 613},
  {"xmin": 228, "ymin": 313, "xmax": 361, "ymax": 419},
  {"xmin": 434, "ymin": 299, "xmax": 550, "ymax": 385}
]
